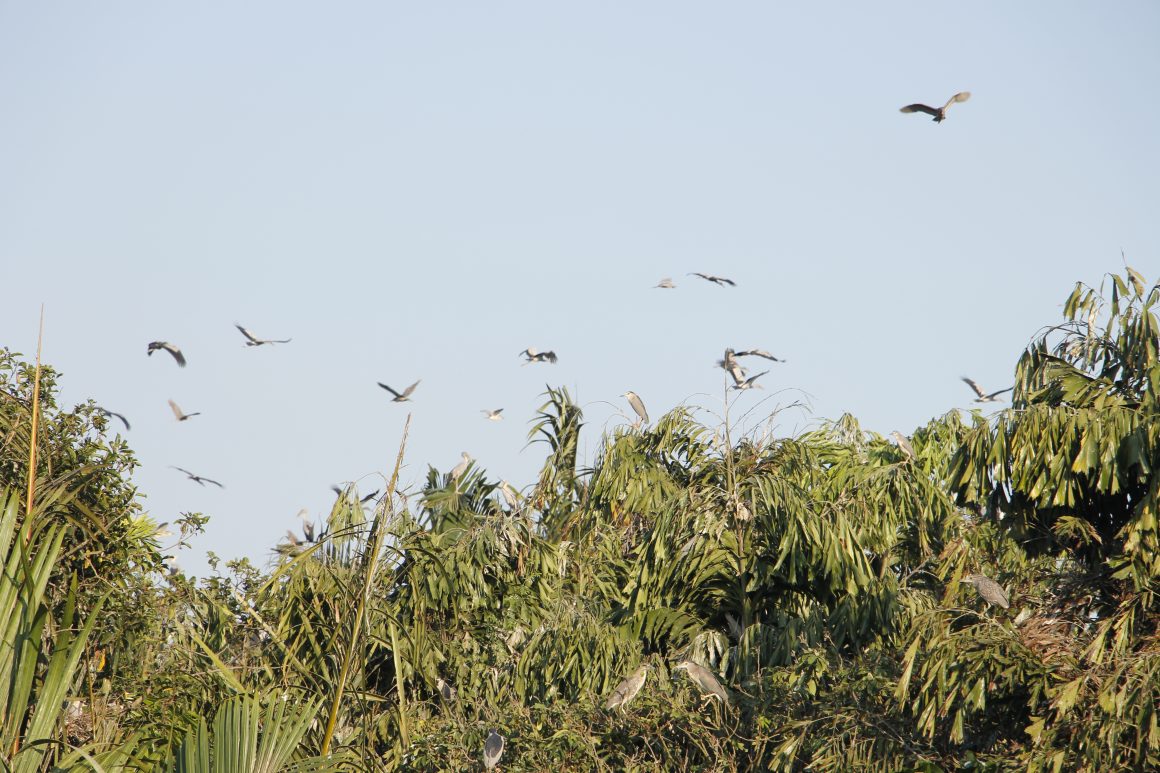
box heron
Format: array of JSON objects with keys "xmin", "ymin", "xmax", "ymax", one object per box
[
  {"xmin": 450, "ymin": 452, "xmax": 473, "ymax": 481},
  {"xmin": 890, "ymin": 431, "xmax": 916, "ymax": 460},
  {"xmin": 284, "ymin": 530, "xmax": 303, "ymax": 548},
  {"xmin": 171, "ymin": 466, "xmax": 224, "ymax": 488},
  {"xmin": 482, "ymin": 408, "xmax": 504, "ymax": 421},
  {"xmin": 299, "ymin": 510, "xmax": 316, "ymax": 543},
  {"xmin": 962, "ymin": 573, "xmax": 1010, "ymax": 609},
  {"xmin": 168, "ymin": 399, "xmax": 201, "ymax": 422},
  {"xmin": 900, "ymin": 91, "xmax": 971, "ymax": 123},
  {"xmin": 622, "ymin": 391, "xmax": 649, "ymax": 425},
  {"xmin": 147, "ymin": 341, "xmax": 186, "ymax": 367},
  {"xmin": 498, "ymin": 480, "xmax": 520, "ymax": 508},
  {"xmin": 519, "ymin": 348, "xmax": 558, "ymax": 364},
  {"xmin": 378, "ymin": 380, "xmax": 420, "ymax": 402},
  {"xmin": 673, "ymin": 660, "xmax": 731, "ymax": 706},
  {"xmin": 688, "ymin": 272, "xmax": 736, "ymax": 287},
  {"xmin": 731, "ymin": 371, "xmax": 769, "ymax": 390},
  {"xmin": 605, "ymin": 664, "xmax": 649, "ymax": 711},
  {"xmin": 961, "ymin": 377, "xmax": 1013, "ymax": 403},
  {"xmin": 96, "ymin": 407, "xmax": 131, "ymax": 430},
  {"xmin": 654, "ymin": 277, "xmax": 676, "ymax": 289},
  {"xmin": 235, "ymin": 324, "xmax": 291, "ymax": 347},
  {"xmin": 717, "ymin": 349, "xmax": 748, "ymax": 382},
  {"xmin": 436, "ymin": 677, "xmax": 457, "ymax": 703},
  {"xmin": 735, "ymin": 348, "xmax": 786, "ymax": 363},
  {"xmin": 483, "ymin": 729, "xmax": 505, "ymax": 770}
]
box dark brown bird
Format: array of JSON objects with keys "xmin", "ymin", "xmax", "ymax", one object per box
[
  {"xmin": 171, "ymin": 466, "xmax": 224, "ymax": 488},
  {"xmin": 378, "ymin": 380, "xmax": 420, "ymax": 402},
  {"xmin": 689, "ymin": 272, "xmax": 736, "ymax": 287},
  {"xmin": 147, "ymin": 341, "xmax": 186, "ymax": 367},
  {"xmin": 900, "ymin": 91, "xmax": 971, "ymax": 123},
  {"xmin": 235, "ymin": 324, "xmax": 291, "ymax": 347},
  {"xmin": 96, "ymin": 407, "xmax": 131, "ymax": 430},
  {"xmin": 168, "ymin": 399, "xmax": 201, "ymax": 422},
  {"xmin": 961, "ymin": 377, "xmax": 1013, "ymax": 403}
]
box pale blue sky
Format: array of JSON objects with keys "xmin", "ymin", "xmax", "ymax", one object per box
[{"xmin": 2, "ymin": 2, "xmax": 1157, "ymax": 576}]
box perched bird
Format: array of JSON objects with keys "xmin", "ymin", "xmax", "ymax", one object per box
[
  {"xmin": 890, "ymin": 431, "xmax": 916, "ymax": 460},
  {"xmin": 483, "ymin": 729, "xmax": 505, "ymax": 770},
  {"xmin": 378, "ymin": 380, "xmax": 420, "ymax": 402},
  {"xmin": 731, "ymin": 371, "xmax": 769, "ymax": 390},
  {"xmin": 171, "ymin": 466, "xmax": 224, "ymax": 488},
  {"xmin": 654, "ymin": 277, "xmax": 676, "ymax": 289},
  {"xmin": 605, "ymin": 664, "xmax": 649, "ymax": 711},
  {"xmin": 96, "ymin": 407, "xmax": 131, "ymax": 430},
  {"xmin": 735, "ymin": 349, "xmax": 786, "ymax": 363},
  {"xmin": 622, "ymin": 391, "xmax": 650, "ymax": 425},
  {"xmin": 168, "ymin": 399, "xmax": 201, "ymax": 422},
  {"xmin": 900, "ymin": 91, "xmax": 971, "ymax": 123},
  {"xmin": 717, "ymin": 349, "xmax": 748, "ymax": 383},
  {"xmin": 482, "ymin": 409, "xmax": 504, "ymax": 421},
  {"xmin": 961, "ymin": 377, "xmax": 1013, "ymax": 403},
  {"xmin": 436, "ymin": 677, "xmax": 457, "ymax": 703},
  {"xmin": 519, "ymin": 348, "xmax": 558, "ymax": 364},
  {"xmin": 147, "ymin": 341, "xmax": 186, "ymax": 367},
  {"xmin": 498, "ymin": 480, "xmax": 520, "ymax": 508},
  {"xmin": 450, "ymin": 452, "xmax": 473, "ymax": 481},
  {"xmin": 235, "ymin": 324, "xmax": 291, "ymax": 347},
  {"xmin": 689, "ymin": 272, "xmax": 736, "ymax": 287},
  {"xmin": 962, "ymin": 573, "xmax": 1010, "ymax": 609},
  {"xmin": 673, "ymin": 660, "xmax": 731, "ymax": 706}
]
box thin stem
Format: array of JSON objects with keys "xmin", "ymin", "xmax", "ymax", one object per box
[{"xmin": 24, "ymin": 305, "xmax": 44, "ymax": 544}]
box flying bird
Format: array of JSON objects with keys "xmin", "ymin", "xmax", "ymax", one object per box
[
  {"xmin": 605, "ymin": 664, "xmax": 649, "ymax": 711},
  {"xmin": 962, "ymin": 573, "xmax": 1010, "ymax": 609},
  {"xmin": 673, "ymin": 660, "xmax": 731, "ymax": 706},
  {"xmin": 519, "ymin": 348, "xmax": 558, "ymax": 364},
  {"xmin": 735, "ymin": 349, "xmax": 786, "ymax": 363},
  {"xmin": 717, "ymin": 349, "xmax": 748, "ymax": 384},
  {"xmin": 284, "ymin": 530, "xmax": 303, "ymax": 548},
  {"xmin": 96, "ymin": 407, "xmax": 131, "ymax": 430},
  {"xmin": 450, "ymin": 452, "xmax": 473, "ymax": 481},
  {"xmin": 622, "ymin": 391, "xmax": 650, "ymax": 425},
  {"xmin": 298, "ymin": 510, "xmax": 316, "ymax": 543},
  {"xmin": 147, "ymin": 341, "xmax": 186, "ymax": 367},
  {"xmin": 961, "ymin": 377, "xmax": 1013, "ymax": 403},
  {"xmin": 483, "ymin": 729, "xmax": 505, "ymax": 770},
  {"xmin": 482, "ymin": 409, "xmax": 504, "ymax": 421},
  {"xmin": 731, "ymin": 371, "xmax": 769, "ymax": 390},
  {"xmin": 171, "ymin": 466, "xmax": 224, "ymax": 488},
  {"xmin": 235, "ymin": 324, "xmax": 291, "ymax": 347},
  {"xmin": 168, "ymin": 399, "xmax": 201, "ymax": 422},
  {"xmin": 890, "ymin": 431, "xmax": 916, "ymax": 460},
  {"xmin": 688, "ymin": 272, "xmax": 736, "ymax": 287},
  {"xmin": 900, "ymin": 91, "xmax": 971, "ymax": 123},
  {"xmin": 378, "ymin": 380, "xmax": 420, "ymax": 402},
  {"xmin": 654, "ymin": 277, "xmax": 676, "ymax": 289}
]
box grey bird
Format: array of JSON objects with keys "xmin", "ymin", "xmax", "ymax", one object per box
[
  {"xmin": 519, "ymin": 348, "xmax": 558, "ymax": 364},
  {"xmin": 450, "ymin": 452, "xmax": 473, "ymax": 481},
  {"xmin": 962, "ymin": 573, "xmax": 1010, "ymax": 609},
  {"xmin": 168, "ymin": 399, "xmax": 201, "ymax": 422},
  {"xmin": 483, "ymin": 729, "xmax": 505, "ymax": 770},
  {"xmin": 961, "ymin": 377, "xmax": 1013, "ymax": 403},
  {"xmin": 654, "ymin": 277, "xmax": 676, "ymax": 289},
  {"xmin": 717, "ymin": 349, "xmax": 748, "ymax": 383},
  {"xmin": 147, "ymin": 341, "xmax": 186, "ymax": 367},
  {"xmin": 235, "ymin": 324, "xmax": 291, "ymax": 347},
  {"xmin": 482, "ymin": 408, "xmax": 504, "ymax": 421},
  {"xmin": 498, "ymin": 480, "xmax": 520, "ymax": 508},
  {"xmin": 299, "ymin": 510, "xmax": 316, "ymax": 543},
  {"xmin": 96, "ymin": 407, "xmax": 131, "ymax": 430},
  {"xmin": 673, "ymin": 660, "xmax": 731, "ymax": 706},
  {"xmin": 622, "ymin": 391, "xmax": 649, "ymax": 425},
  {"xmin": 605, "ymin": 664, "xmax": 649, "ymax": 711},
  {"xmin": 436, "ymin": 677, "xmax": 457, "ymax": 703},
  {"xmin": 735, "ymin": 348, "xmax": 786, "ymax": 363},
  {"xmin": 900, "ymin": 91, "xmax": 971, "ymax": 123},
  {"xmin": 890, "ymin": 431, "xmax": 916, "ymax": 460},
  {"xmin": 731, "ymin": 370, "xmax": 769, "ymax": 390},
  {"xmin": 171, "ymin": 466, "xmax": 224, "ymax": 488},
  {"xmin": 689, "ymin": 272, "xmax": 736, "ymax": 287},
  {"xmin": 378, "ymin": 380, "xmax": 420, "ymax": 402}
]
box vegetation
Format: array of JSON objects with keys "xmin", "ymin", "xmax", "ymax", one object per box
[{"xmin": 1, "ymin": 267, "xmax": 1158, "ymax": 771}]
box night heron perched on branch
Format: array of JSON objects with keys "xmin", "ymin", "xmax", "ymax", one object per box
[
  {"xmin": 689, "ymin": 272, "xmax": 736, "ymax": 287},
  {"xmin": 900, "ymin": 91, "xmax": 971, "ymax": 123},
  {"xmin": 378, "ymin": 380, "xmax": 420, "ymax": 402},
  {"xmin": 482, "ymin": 408, "xmax": 504, "ymax": 421},
  {"xmin": 498, "ymin": 480, "xmax": 520, "ymax": 508},
  {"xmin": 962, "ymin": 573, "xmax": 1010, "ymax": 609},
  {"xmin": 170, "ymin": 466, "xmax": 224, "ymax": 488},
  {"xmin": 167, "ymin": 399, "xmax": 201, "ymax": 422},
  {"xmin": 889, "ymin": 431, "xmax": 916, "ymax": 460},
  {"xmin": 96, "ymin": 407, "xmax": 131, "ymax": 430},
  {"xmin": 654, "ymin": 277, "xmax": 676, "ymax": 289},
  {"xmin": 519, "ymin": 348, "xmax": 558, "ymax": 364},
  {"xmin": 147, "ymin": 341, "xmax": 186, "ymax": 367},
  {"xmin": 730, "ymin": 371, "xmax": 769, "ymax": 391},
  {"xmin": 483, "ymin": 729, "xmax": 505, "ymax": 770},
  {"xmin": 961, "ymin": 377, "xmax": 1013, "ymax": 403},
  {"xmin": 605, "ymin": 664, "xmax": 649, "ymax": 711},
  {"xmin": 622, "ymin": 391, "xmax": 650, "ymax": 425},
  {"xmin": 436, "ymin": 677, "xmax": 457, "ymax": 702},
  {"xmin": 234, "ymin": 324, "xmax": 291, "ymax": 347},
  {"xmin": 673, "ymin": 660, "xmax": 731, "ymax": 706},
  {"xmin": 450, "ymin": 452, "xmax": 473, "ymax": 481}
]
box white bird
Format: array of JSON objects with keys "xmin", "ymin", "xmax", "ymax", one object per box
[
  {"xmin": 900, "ymin": 91, "xmax": 971, "ymax": 123},
  {"xmin": 168, "ymin": 399, "xmax": 201, "ymax": 422},
  {"xmin": 482, "ymin": 409, "xmax": 504, "ymax": 421},
  {"xmin": 378, "ymin": 380, "xmax": 420, "ymax": 402},
  {"xmin": 961, "ymin": 377, "xmax": 1013, "ymax": 403},
  {"xmin": 654, "ymin": 277, "xmax": 676, "ymax": 289},
  {"xmin": 622, "ymin": 391, "xmax": 650, "ymax": 425},
  {"xmin": 497, "ymin": 480, "xmax": 520, "ymax": 508},
  {"xmin": 450, "ymin": 452, "xmax": 473, "ymax": 481},
  {"xmin": 147, "ymin": 341, "xmax": 186, "ymax": 367},
  {"xmin": 890, "ymin": 431, "xmax": 916, "ymax": 460},
  {"xmin": 483, "ymin": 729, "xmax": 505, "ymax": 770},
  {"xmin": 717, "ymin": 349, "xmax": 748, "ymax": 383},
  {"xmin": 235, "ymin": 324, "xmax": 291, "ymax": 347}
]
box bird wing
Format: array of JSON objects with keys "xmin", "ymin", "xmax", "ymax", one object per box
[
  {"xmin": 201, "ymin": 477, "xmax": 225, "ymax": 488},
  {"xmin": 235, "ymin": 324, "xmax": 260, "ymax": 344},
  {"xmin": 737, "ymin": 349, "xmax": 781, "ymax": 361},
  {"xmin": 717, "ymin": 276, "xmax": 736, "ymax": 286},
  {"xmin": 961, "ymin": 377, "xmax": 987, "ymax": 399},
  {"xmin": 171, "ymin": 466, "xmax": 196, "ymax": 478},
  {"xmin": 168, "ymin": 400, "xmax": 184, "ymax": 419},
  {"xmin": 377, "ymin": 383, "xmax": 402, "ymax": 398},
  {"xmin": 747, "ymin": 370, "xmax": 770, "ymax": 384},
  {"xmin": 943, "ymin": 91, "xmax": 971, "ymax": 109},
  {"xmin": 402, "ymin": 380, "xmax": 421, "ymax": 396},
  {"xmin": 986, "ymin": 387, "xmax": 1014, "ymax": 399},
  {"xmin": 163, "ymin": 343, "xmax": 187, "ymax": 366},
  {"xmin": 900, "ymin": 103, "xmax": 939, "ymax": 116}
]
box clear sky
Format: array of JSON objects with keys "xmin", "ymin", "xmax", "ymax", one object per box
[{"xmin": 2, "ymin": 2, "xmax": 1158, "ymax": 576}]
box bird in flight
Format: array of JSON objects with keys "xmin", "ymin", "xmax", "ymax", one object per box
[
  {"xmin": 235, "ymin": 324, "xmax": 291, "ymax": 347},
  {"xmin": 481, "ymin": 408, "xmax": 504, "ymax": 421},
  {"xmin": 731, "ymin": 371, "xmax": 769, "ymax": 390},
  {"xmin": 171, "ymin": 466, "xmax": 224, "ymax": 488},
  {"xmin": 168, "ymin": 400, "xmax": 201, "ymax": 422},
  {"xmin": 717, "ymin": 349, "xmax": 748, "ymax": 383},
  {"xmin": 654, "ymin": 277, "xmax": 676, "ymax": 289},
  {"xmin": 519, "ymin": 348, "xmax": 558, "ymax": 364},
  {"xmin": 961, "ymin": 377, "xmax": 1013, "ymax": 403},
  {"xmin": 622, "ymin": 391, "xmax": 650, "ymax": 425},
  {"xmin": 900, "ymin": 91, "xmax": 971, "ymax": 123},
  {"xmin": 735, "ymin": 348, "xmax": 786, "ymax": 363},
  {"xmin": 689, "ymin": 272, "xmax": 736, "ymax": 287},
  {"xmin": 378, "ymin": 380, "xmax": 420, "ymax": 402},
  {"xmin": 96, "ymin": 407, "xmax": 131, "ymax": 430},
  {"xmin": 147, "ymin": 341, "xmax": 186, "ymax": 367}
]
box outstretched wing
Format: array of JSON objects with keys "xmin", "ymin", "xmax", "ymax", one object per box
[
  {"xmin": 402, "ymin": 379, "xmax": 422, "ymax": 397},
  {"xmin": 201, "ymin": 477, "xmax": 225, "ymax": 488},
  {"xmin": 961, "ymin": 377, "xmax": 987, "ymax": 399},
  {"xmin": 900, "ymin": 103, "xmax": 939, "ymax": 117},
  {"xmin": 235, "ymin": 324, "xmax": 261, "ymax": 344},
  {"xmin": 168, "ymin": 399, "xmax": 184, "ymax": 419},
  {"xmin": 943, "ymin": 91, "xmax": 971, "ymax": 110},
  {"xmin": 736, "ymin": 349, "xmax": 783, "ymax": 362},
  {"xmin": 163, "ymin": 343, "xmax": 186, "ymax": 366},
  {"xmin": 986, "ymin": 386, "xmax": 1014, "ymax": 400},
  {"xmin": 377, "ymin": 382, "xmax": 402, "ymax": 398}
]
